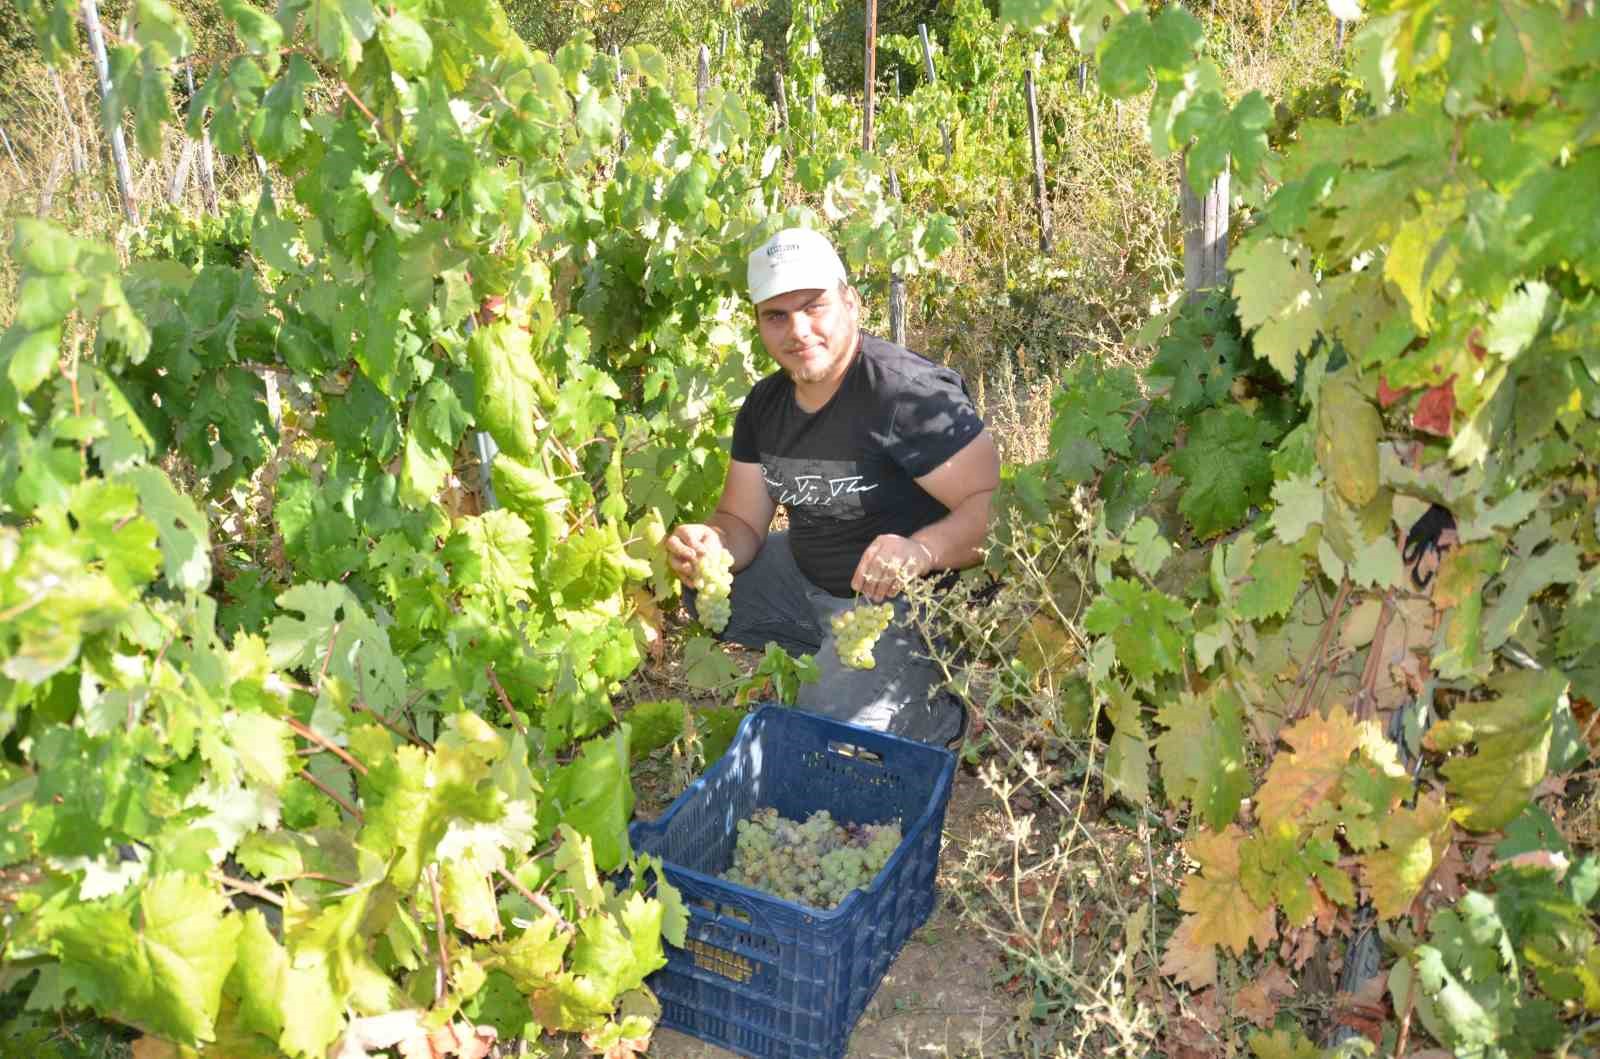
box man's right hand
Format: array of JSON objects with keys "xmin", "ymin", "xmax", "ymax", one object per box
[{"xmin": 665, "ymin": 524, "xmax": 724, "ymax": 587}]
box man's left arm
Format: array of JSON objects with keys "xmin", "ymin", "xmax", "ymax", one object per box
[{"xmin": 851, "ymin": 430, "xmax": 1000, "ymax": 602}]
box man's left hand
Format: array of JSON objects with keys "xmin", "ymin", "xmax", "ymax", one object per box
[{"xmin": 851, "ymin": 534, "xmax": 935, "ymax": 603}]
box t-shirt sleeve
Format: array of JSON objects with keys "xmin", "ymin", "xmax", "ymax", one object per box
[
  {"xmin": 730, "ymin": 395, "xmax": 760, "ymax": 463},
  {"xmin": 885, "ymin": 364, "xmax": 986, "ymax": 478}
]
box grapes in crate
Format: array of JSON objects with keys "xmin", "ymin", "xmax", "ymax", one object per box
[
  {"xmin": 696, "ymin": 544, "xmax": 735, "ymax": 633},
  {"xmin": 829, "ymin": 603, "xmax": 894, "ymax": 669},
  {"xmin": 721, "ymin": 807, "xmax": 902, "ymax": 909}
]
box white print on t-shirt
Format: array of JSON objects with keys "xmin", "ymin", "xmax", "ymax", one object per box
[{"xmin": 761, "ymin": 460, "xmax": 879, "ymax": 513}]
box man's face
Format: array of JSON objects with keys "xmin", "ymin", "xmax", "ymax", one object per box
[{"xmin": 754, "ymin": 284, "xmax": 861, "ymax": 390}]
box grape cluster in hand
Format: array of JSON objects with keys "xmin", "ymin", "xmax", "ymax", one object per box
[
  {"xmin": 829, "ymin": 603, "xmax": 894, "ymax": 669},
  {"xmin": 696, "ymin": 544, "xmax": 735, "ymax": 633},
  {"xmin": 721, "ymin": 807, "xmax": 902, "ymax": 909}
]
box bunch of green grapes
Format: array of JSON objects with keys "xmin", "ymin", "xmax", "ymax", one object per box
[
  {"xmin": 828, "ymin": 603, "xmax": 895, "ymax": 669},
  {"xmin": 722, "ymin": 806, "xmax": 902, "ymax": 909},
  {"xmin": 696, "ymin": 544, "xmax": 735, "ymax": 633}
]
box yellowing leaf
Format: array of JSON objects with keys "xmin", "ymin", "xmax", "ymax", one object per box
[
  {"xmin": 1360, "ymin": 791, "xmax": 1452, "ymax": 918},
  {"xmin": 1255, "ymin": 707, "xmax": 1369, "ymax": 831},
  {"xmin": 1172, "ymin": 826, "xmax": 1277, "ymax": 958}
]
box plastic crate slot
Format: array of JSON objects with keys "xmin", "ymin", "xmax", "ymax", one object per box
[{"xmin": 825, "ymin": 740, "xmax": 883, "ymax": 764}]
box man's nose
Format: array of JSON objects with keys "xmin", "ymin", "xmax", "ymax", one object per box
[{"xmin": 784, "ymin": 311, "xmax": 812, "ymax": 341}]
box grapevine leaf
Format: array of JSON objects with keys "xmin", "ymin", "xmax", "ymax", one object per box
[
  {"xmin": 999, "ymin": 0, "xmax": 1071, "ymax": 30},
  {"xmin": 1235, "ymin": 541, "xmax": 1304, "ymax": 622},
  {"xmin": 358, "ymin": 739, "xmax": 497, "ymax": 892},
  {"xmin": 1348, "ymin": 535, "xmax": 1404, "ymax": 590},
  {"xmin": 548, "ymin": 522, "xmax": 632, "ymax": 611},
  {"xmin": 1481, "ymin": 541, "xmax": 1580, "ymax": 652},
  {"xmin": 227, "ymin": 909, "xmax": 343, "ymax": 1058},
  {"xmin": 1270, "ymin": 472, "xmax": 1323, "ymax": 544},
  {"xmin": 1102, "ymin": 683, "xmax": 1150, "ymax": 806},
  {"xmin": 624, "ymin": 700, "xmax": 687, "ymax": 761},
  {"xmin": 1165, "ymin": 826, "xmax": 1276, "ymax": 969},
  {"xmin": 1360, "ymin": 791, "xmax": 1452, "ymax": 918},
  {"xmin": 442, "ymin": 853, "xmax": 500, "ymax": 940},
  {"xmin": 128, "ymin": 467, "xmax": 211, "ymax": 593},
  {"xmin": 541, "ymin": 730, "xmax": 634, "ymax": 872},
  {"xmin": 2, "ymin": 325, "xmax": 61, "ymax": 397},
  {"xmin": 378, "ymin": 10, "xmax": 432, "ymax": 75},
  {"xmin": 1432, "ymin": 541, "xmax": 1503, "ymax": 679},
  {"xmin": 1154, "ymin": 685, "xmax": 1250, "ymax": 829},
  {"xmin": 682, "ymin": 636, "xmax": 740, "ymax": 692},
  {"xmin": 221, "ymin": 0, "xmax": 281, "ymax": 53},
  {"xmin": 1097, "ymin": 7, "xmax": 1202, "ymax": 98},
  {"xmin": 1083, "ymin": 579, "xmax": 1190, "ymax": 685},
  {"xmin": 1249, "ymin": 1028, "xmax": 1323, "ymax": 1059},
  {"xmin": 42, "ymin": 872, "xmax": 243, "ymax": 1045},
  {"xmin": 1426, "ymin": 668, "xmax": 1566, "ymax": 831},
  {"xmin": 1171, "ymin": 407, "xmax": 1279, "ymax": 539},
  {"xmin": 1229, "ymin": 236, "xmax": 1323, "ymax": 380},
  {"xmin": 489, "ymin": 915, "xmax": 570, "ymax": 993},
  {"xmin": 1255, "ymin": 706, "xmax": 1367, "ymax": 832},
  {"xmin": 1123, "ymin": 517, "xmax": 1172, "ymax": 580},
  {"xmin": 468, "ymin": 320, "xmax": 549, "ymax": 462},
  {"xmin": 265, "ymin": 583, "xmax": 406, "ymax": 714},
  {"xmin": 443, "ymin": 511, "xmax": 537, "ymax": 603},
  {"xmin": 1179, "ymin": 91, "xmax": 1274, "ymax": 192}
]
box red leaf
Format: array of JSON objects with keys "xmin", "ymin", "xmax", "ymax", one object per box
[
  {"xmin": 1377, "ymin": 376, "xmax": 1411, "ymax": 408},
  {"xmin": 1412, "ymin": 381, "xmax": 1456, "ymax": 437}
]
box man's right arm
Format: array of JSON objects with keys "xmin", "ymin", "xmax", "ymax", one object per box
[{"xmin": 665, "ymin": 460, "xmax": 775, "ymax": 585}]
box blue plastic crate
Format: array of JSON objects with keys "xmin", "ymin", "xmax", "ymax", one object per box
[{"xmin": 628, "ymin": 706, "xmax": 957, "ymax": 1059}]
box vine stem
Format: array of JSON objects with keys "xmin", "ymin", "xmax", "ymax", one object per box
[
  {"xmin": 286, "ymin": 716, "xmax": 368, "ymax": 775},
  {"xmin": 484, "ymin": 665, "xmax": 529, "ymax": 737},
  {"xmin": 495, "ymin": 867, "xmax": 573, "ymax": 932},
  {"xmin": 1293, "ymin": 576, "xmax": 1352, "ymax": 719},
  {"xmin": 210, "ymin": 870, "xmax": 286, "ymax": 908},
  {"xmin": 429, "ymin": 865, "xmax": 450, "ymax": 1005},
  {"xmin": 352, "ymin": 695, "xmax": 433, "ymax": 750},
  {"xmin": 1394, "ymin": 965, "xmax": 1418, "ymax": 1056},
  {"xmin": 317, "ymin": 620, "xmax": 342, "ymax": 686},
  {"xmin": 300, "ymin": 767, "xmax": 363, "ymax": 823},
  {"xmin": 1353, "ymin": 591, "xmax": 1397, "ymax": 721}
]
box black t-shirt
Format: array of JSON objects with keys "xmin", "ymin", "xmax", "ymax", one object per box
[{"xmin": 731, "ymin": 332, "xmax": 986, "ymax": 596}]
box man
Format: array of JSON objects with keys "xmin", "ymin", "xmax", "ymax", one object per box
[{"xmin": 665, "ymin": 228, "xmax": 999, "ymax": 746}]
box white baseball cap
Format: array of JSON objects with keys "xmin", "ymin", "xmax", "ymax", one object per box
[{"xmin": 747, "ymin": 227, "xmax": 849, "ymax": 304}]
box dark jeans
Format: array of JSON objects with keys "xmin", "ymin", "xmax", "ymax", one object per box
[{"xmin": 689, "ymin": 532, "xmax": 965, "ymax": 746}]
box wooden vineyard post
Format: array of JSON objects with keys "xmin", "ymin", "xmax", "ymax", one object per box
[
  {"xmin": 917, "ymin": 24, "xmax": 953, "ymax": 162},
  {"xmin": 808, "ymin": 12, "xmax": 820, "ymax": 120},
  {"xmin": 51, "ymin": 71, "xmax": 88, "ymax": 176},
  {"xmin": 1025, "ymin": 68, "xmax": 1052, "ymax": 254},
  {"xmin": 612, "ymin": 44, "xmax": 629, "ymax": 153},
  {"xmin": 185, "ymin": 61, "xmax": 219, "ymax": 214},
  {"xmin": 166, "ymin": 141, "xmax": 196, "ymax": 206},
  {"xmin": 888, "ymin": 168, "xmax": 908, "ymax": 347},
  {"xmin": 0, "ymin": 124, "xmax": 23, "ymax": 182},
  {"xmin": 1181, "ymin": 153, "xmax": 1230, "ymax": 301},
  {"xmin": 773, "ymin": 68, "xmax": 790, "ymax": 131},
  {"xmin": 1078, "ymin": 60, "xmax": 1089, "ymax": 93},
  {"xmin": 863, "ymin": 0, "xmax": 878, "ymax": 152},
  {"xmin": 697, "ymin": 44, "xmax": 711, "ymax": 109},
  {"xmin": 81, "ymin": 0, "xmax": 140, "ymax": 226}
]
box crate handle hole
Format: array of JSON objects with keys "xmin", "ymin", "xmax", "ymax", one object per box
[{"xmin": 828, "ymin": 740, "xmax": 883, "ymax": 764}]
